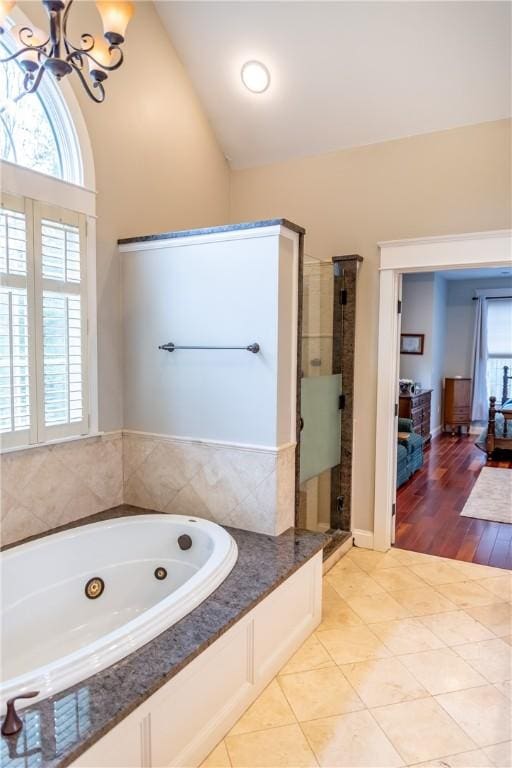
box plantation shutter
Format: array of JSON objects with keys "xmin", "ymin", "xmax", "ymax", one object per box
[
  {"xmin": 34, "ymin": 202, "xmax": 88, "ymax": 441},
  {"xmin": 0, "ymin": 195, "xmax": 37, "ymax": 447}
]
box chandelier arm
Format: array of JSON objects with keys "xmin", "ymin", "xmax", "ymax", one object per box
[
  {"xmin": 0, "ymin": 46, "xmax": 51, "ymax": 64},
  {"xmin": 65, "ymin": 33, "xmax": 94, "ymax": 55},
  {"xmin": 69, "ymin": 58, "xmax": 106, "ymax": 103},
  {"xmin": 67, "ymin": 45, "xmax": 124, "ymax": 72},
  {"xmin": 16, "ymin": 25, "xmax": 51, "ymax": 50}
]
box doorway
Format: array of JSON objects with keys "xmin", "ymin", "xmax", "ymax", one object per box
[{"xmin": 374, "ymin": 230, "xmax": 512, "ymax": 556}]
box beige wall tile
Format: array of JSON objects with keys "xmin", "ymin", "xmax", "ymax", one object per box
[
  {"xmin": 0, "ymin": 435, "xmax": 123, "ymax": 546},
  {"xmin": 123, "ymin": 433, "xmax": 294, "ymax": 535}
]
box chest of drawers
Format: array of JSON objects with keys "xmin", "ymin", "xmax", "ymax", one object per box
[
  {"xmin": 444, "ymin": 377, "xmax": 471, "ymax": 434},
  {"xmin": 399, "ymin": 389, "xmax": 432, "ymax": 443}
]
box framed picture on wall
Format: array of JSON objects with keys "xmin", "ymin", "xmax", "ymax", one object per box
[{"xmin": 400, "ymin": 333, "xmax": 425, "ymax": 355}]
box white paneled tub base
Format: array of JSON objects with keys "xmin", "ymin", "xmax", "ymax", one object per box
[{"xmin": 73, "ymin": 551, "xmax": 322, "ymax": 768}]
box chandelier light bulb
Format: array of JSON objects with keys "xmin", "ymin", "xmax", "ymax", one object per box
[
  {"xmin": 96, "ymin": 1, "xmax": 134, "ymax": 44},
  {"xmin": 86, "ymin": 35, "xmax": 112, "ymax": 78}
]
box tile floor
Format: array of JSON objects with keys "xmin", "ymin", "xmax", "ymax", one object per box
[{"xmin": 201, "ymin": 546, "xmax": 512, "ymax": 768}]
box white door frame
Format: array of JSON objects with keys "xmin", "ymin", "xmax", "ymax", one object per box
[{"xmin": 373, "ymin": 229, "xmax": 512, "ymax": 552}]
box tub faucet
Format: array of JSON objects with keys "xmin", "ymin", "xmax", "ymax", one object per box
[{"xmin": 1, "ymin": 692, "xmax": 39, "ymax": 737}]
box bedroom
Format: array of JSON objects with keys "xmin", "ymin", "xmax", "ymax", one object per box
[{"xmin": 396, "ymin": 268, "xmax": 512, "ymax": 567}]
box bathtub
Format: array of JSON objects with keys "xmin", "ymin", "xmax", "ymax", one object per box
[{"xmin": 0, "ymin": 514, "xmax": 238, "ymax": 709}]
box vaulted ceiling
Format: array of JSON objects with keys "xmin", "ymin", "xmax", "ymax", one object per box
[{"xmin": 156, "ymin": 1, "xmax": 511, "ymax": 169}]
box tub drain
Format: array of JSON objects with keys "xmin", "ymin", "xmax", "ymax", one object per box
[
  {"xmin": 85, "ymin": 577, "xmax": 104, "ymax": 599},
  {"xmin": 154, "ymin": 567, "xmax": 167, "ymax": 580}
]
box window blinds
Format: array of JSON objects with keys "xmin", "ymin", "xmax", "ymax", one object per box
[
  {"xmin": 0, "ymin": 195, "xmax": 88, "ymax": 449},
  {"xmin": 487, "ymin": 298, "xmax": 512, "ymax": 358}
]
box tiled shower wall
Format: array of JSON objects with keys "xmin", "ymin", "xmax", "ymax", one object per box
[{"xmin": 0, "ymin": 432, "xmax": 295, "ymax": 546}]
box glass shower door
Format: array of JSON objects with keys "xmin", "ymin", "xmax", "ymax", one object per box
[{"xmin": 298, "ymin": 256, "xmax": 342, "ymax": 533}]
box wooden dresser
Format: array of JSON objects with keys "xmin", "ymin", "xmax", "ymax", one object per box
[
  {"xmin": 399, "ymin": 389, "xmax": 432, "ymax": 443},
  {"xmin": 444, "ymin": 377, "xmax": 472, "ymax": 434}
]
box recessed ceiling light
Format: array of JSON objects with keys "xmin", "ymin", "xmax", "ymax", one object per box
[{"xmin": 241, "ymin": 60, "xmax": 270, "ymax": 93}]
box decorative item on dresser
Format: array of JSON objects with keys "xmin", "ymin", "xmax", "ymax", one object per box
[
  {"xmin": 444, "ymin": 377, "xmax": 471, "ymax": 435},
  {"xmin": 398, "ymin": 389, "xmax": 432, "ymax": 443}
]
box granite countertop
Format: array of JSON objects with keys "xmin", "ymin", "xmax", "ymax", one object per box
[
  {"xmin": 118, "ymin": 218, "xmax": 305, "ymax": 245},
  {"xmin": 0, "ymin": 506, "xmax": 325, "ymax": 768}
]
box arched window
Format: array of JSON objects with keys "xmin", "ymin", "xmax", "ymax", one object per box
[
  {"xmin": 0, "ymin": 28, "xmax": 83, "ymax": 184},
  {"xmin": 1, "ymin": 14, "xmax": 96, "ymax": 452}
]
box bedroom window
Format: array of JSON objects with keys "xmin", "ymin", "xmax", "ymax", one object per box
[
  {"xmin": 486, "ymin": 297, "xmax": 512, "ymax": 404},
  {"xmin": 0, "ymin": 194, "xmax": 88, "ymax": 448}
]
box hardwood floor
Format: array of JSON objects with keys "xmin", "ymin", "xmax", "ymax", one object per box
[{"xmin": 396, "ymin": 433, "xmax": 512, "ymax": 569}]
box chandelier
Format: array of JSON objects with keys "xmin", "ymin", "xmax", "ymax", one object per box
[{"xmin": 0, "ymin": 0, "xmax": 134, "ymax": 103}]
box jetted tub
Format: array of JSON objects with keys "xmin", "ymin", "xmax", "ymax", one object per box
[{"xmin": 0, "ymin": 514, "xmax": 238, "ymax": 709}]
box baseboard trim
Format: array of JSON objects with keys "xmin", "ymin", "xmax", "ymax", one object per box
[
  {"xmin": 431, "ymin": 425, "xmax": 442, "ymax": 439},
  {"xmin": 352, "ymin": 529, "xmax": 374, "ymax": 549}
]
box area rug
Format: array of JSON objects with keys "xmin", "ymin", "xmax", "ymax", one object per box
[{"xmin": 461, "ymin": 467, "xmax": 512, "ymax": 524}]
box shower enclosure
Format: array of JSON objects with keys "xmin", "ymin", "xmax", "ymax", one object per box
[{"xmin": 297, "ymin": 253, "xmax": 361, "ymax": 550}]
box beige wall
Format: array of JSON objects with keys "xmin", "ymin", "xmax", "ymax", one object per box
[
  {"xmin": 230, "ymin": 119, "xmax": 512, "ymax": 533},
  {"xmin": 23, "ymin": 1, "xmax": 231, "ymax": 431}
]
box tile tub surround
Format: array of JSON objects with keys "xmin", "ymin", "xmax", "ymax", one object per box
[
  {"xmin": 204, "ymin": 545, "xmax": 512, "ymax": 768},
  {"xmin": 0, "ymin": 431, "xmax": 295, "ymax": 546},
  {"xmin": 123, "ymin": 432, "xmax": 296, "ymax": 536},
  {"xmin": 0, "ymin": 433, "xmax": 123, "ymax": 546},
  {"xmin": 0, "ymin": 506, "xmax": 325, "ymax": 768}
]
